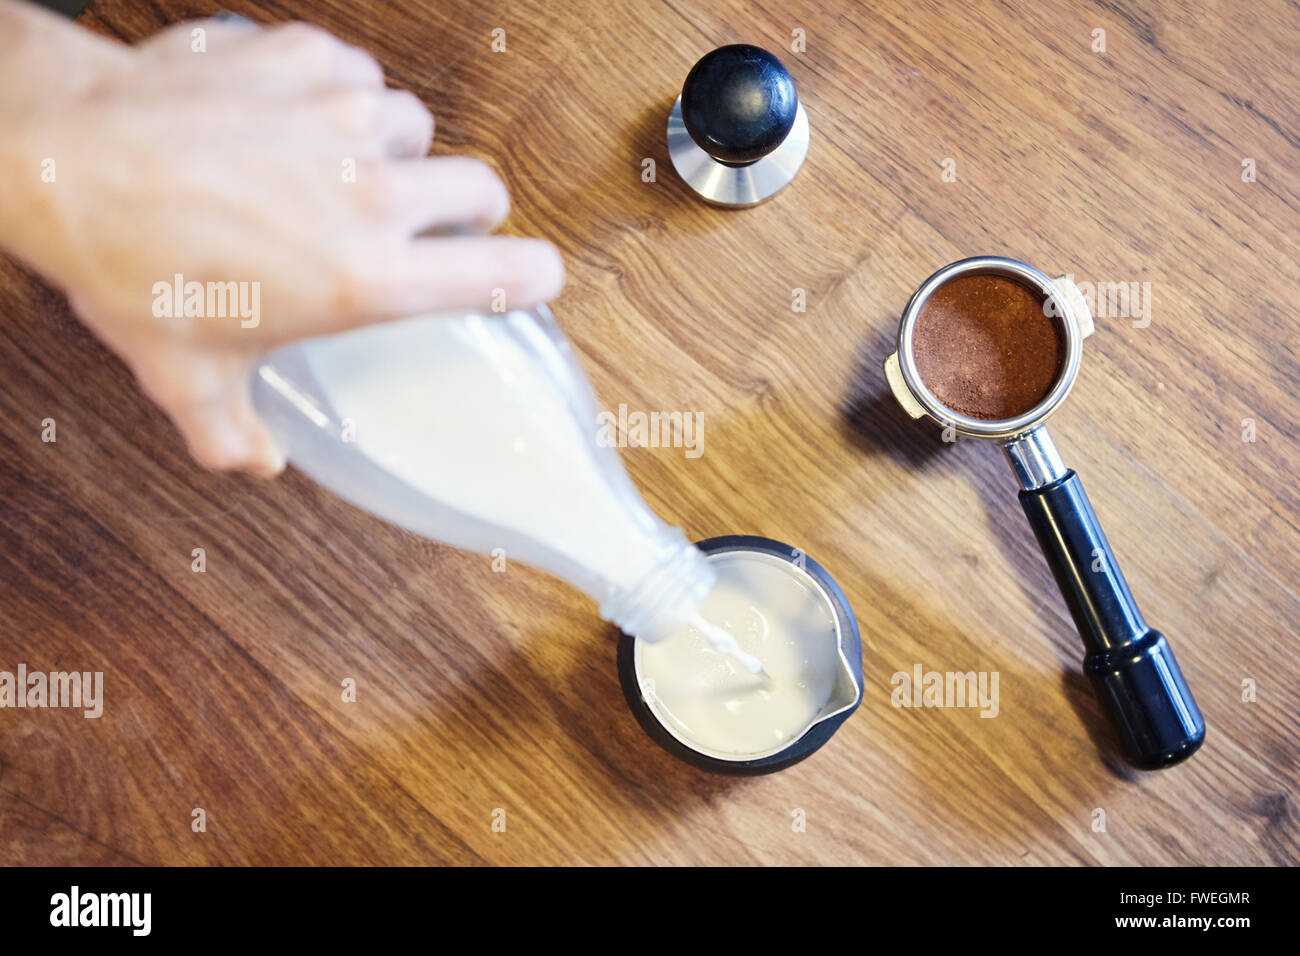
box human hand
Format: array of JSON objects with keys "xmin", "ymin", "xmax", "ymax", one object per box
[{"xmin": 0, "ymin": 8, "xmax": 564, "ymax": 475}]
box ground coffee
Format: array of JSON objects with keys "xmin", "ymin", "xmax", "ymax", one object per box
[{"xmin": 911, "ymin": 274, "xmax": 1066, "ymax": 421}]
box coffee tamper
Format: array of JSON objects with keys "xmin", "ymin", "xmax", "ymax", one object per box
[
  {"xmin": 667, "ymin": 44, "xmax": 809, "ymax": 207},
  {"xmin": 885, "ymin": 257, "xmax": 1206, "ymax": 769}
]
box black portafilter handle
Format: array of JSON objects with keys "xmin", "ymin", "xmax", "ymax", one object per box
[
  {"xmin": 1019, "ymin": 471, "xmax": 1205, "ymax": 769},
  {"xmin": 681, "ymin": 44, "xmax": 798, "ymax": 166}
]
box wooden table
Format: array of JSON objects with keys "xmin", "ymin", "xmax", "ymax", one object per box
[{"xmin": 1, "ymin": 0, "xmax": 1296, "ymax": 865}]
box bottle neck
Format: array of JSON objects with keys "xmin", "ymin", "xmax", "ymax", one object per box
[{"xmin": 600, "ymin": 535, "xmax": 716, "ymax": 641}]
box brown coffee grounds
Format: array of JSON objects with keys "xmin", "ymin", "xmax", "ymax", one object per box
[{"xmin": 911, "ymin": 274, "xmax": 1066, "ymax": 421}]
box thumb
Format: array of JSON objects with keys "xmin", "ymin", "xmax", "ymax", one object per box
[{"xmin": 130, "ymin": 345, "xmax": 287, "ymax": 477}]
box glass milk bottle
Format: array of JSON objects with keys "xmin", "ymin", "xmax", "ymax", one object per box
[{"xmin": 250, "ymin": 305, "xmax": 717, "ymax": 642}]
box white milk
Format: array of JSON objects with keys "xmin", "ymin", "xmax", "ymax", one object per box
[
  {"xmin": 293, "ymin": 311, "xmax": 658, "ymax": 588},
  {"xmin": 253, "ymin": 309, "xmax": 746, "ymax": 661},
  {"xmin": 635, "ymin": 550, "xmax": 842, "ymax": 759}
]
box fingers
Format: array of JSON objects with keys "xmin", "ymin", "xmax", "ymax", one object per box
[
  {"xmin": 305, "ymin": 88, "xmax": 433, "ymax": 158},
  {"xmin": 344, "ymin": 236, "xmax": 564, "ymax": 323},
  {"xmin": 360, "ymin": 157, "xmax": 509, "ymax": 232},
  {"xmin": 369, "ymin": 89, "xmax": 434, "ymax": 157},
  {"xmin": 139, "ymin": 19, "xmax": 429, "ymax": 159},
  {"xmin": 138, "ymin": 19, "xmax": 386, "ymax": 95},
  {"xmin": 331, "ymin": 42, "xmax": 388, "ymax": 90},
  {"xmin": 135, "ymin": 18, "xmax": 272, "ymax": 78},
  {"xmin": 248, "ymin": 22, "xmax": 386, "ymax": 92}
]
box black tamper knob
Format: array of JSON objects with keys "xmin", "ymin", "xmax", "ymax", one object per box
[
  {"xmin": 680, "ymin": 45, "xmax": 798, "ymax": 166},
  {"xmin": 667, "ymin": 43, "xmax": 809, "ymax": 206}
]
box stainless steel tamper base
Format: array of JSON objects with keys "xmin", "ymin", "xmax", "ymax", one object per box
[{"xmin": 667, "ymin": 96, "xmax": 809, "ymax": 207}]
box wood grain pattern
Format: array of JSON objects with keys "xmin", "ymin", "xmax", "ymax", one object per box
[{"xmin": 1, "ymin": 0, "xmax": 1296, "ymax": 865}]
